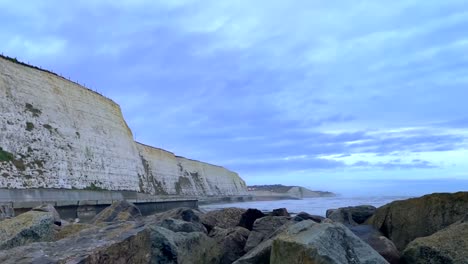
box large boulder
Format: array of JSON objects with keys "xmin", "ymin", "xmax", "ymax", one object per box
[
  {"xmin": 0, "ymin": 210, "xmax": 56, "ymax": 250},
  {"xmin": 270, "ymin": 208, "xmax": 290, "ymax": 217},
  {"xmin": 401, "ymin": 214, "xmax": 468, "ymax": 264},
  {"xmin": 350, "ymin": 225, "xmax": 400, "ymax": 264},
  {"xmin": 244, "ymin": 216, "xmax": 290, "ymax": 252},
  {"xmin": 327, "ymin": 205, "xmax": 376, "ymax": 226},
  {"xmin": 210, "ymin": 226, "xmax": 250, "ymax": 264},
  {"xmin": 233, "ymin": 238, "xmax": 274, "ymax": 264},
  {"xmin": 293, "ymin": 211, "xmax": 325, "ymax": 223},
  {"xmin": 92, "ymin": 200, "xmax": 142, "ymax": 223},
  {"xmin": 160, "ymin": 218, "xmax": 207, "ymax": 233},
  {"xmin": 147, "ymin": 207, "xmax": 203, "ymax": 224},
  {"xmin": 54, "ymin": 223, "xmax": 94, "ymax": 241},
  {"xmin": 367, "ymin": 192, "xmax": 468, "ymax": 250},
  {"xmin": 149, "ymin": 225, "xmax": 221, "ymax": 264},
  {"xmin": 200, "ymin": 207, "xmax": 246, "ymax": 231},
  {"xmin": 238, "ymin": 209, "xmax": 265, "ymax": 230},
  {"xmin": 0, "ymin": 221, "xmax": 151, "ymax": 264},
  {"xmin": 32, "ymin": 204, "xmax": 61, "ymax": 224},
  {"xmin": 233, "ymin": 222, "xmax": 293, "ymax": 264},
  {"xmin": 270, "ymin": 220, "xmax": 389, "ymax": 264}
]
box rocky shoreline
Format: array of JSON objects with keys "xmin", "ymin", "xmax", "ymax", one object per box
[{"xmin": 0, "ymin": 192, "xmax": 466, "ymax": 263}]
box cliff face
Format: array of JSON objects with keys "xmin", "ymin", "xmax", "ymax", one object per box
[
  {"xmin": 138, "ymin": 144, "xmax": 246, "ymax": 196},
  {"xmin": 0, "ymin": 56, "xmax": 247, "ymax": 196}
]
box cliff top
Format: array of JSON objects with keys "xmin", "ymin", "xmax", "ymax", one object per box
[
  {"xmin": 248, "ymin": 184, "xmax": 334, "ymax": 195},
  {"xmin": 0, "ymin": 54, "xmax": 117, "ymax": 105}
]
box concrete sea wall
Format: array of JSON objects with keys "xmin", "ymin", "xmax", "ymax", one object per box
[{"xmin": 0, "ymin": 56, "xmax": 247, "ymax": 197}]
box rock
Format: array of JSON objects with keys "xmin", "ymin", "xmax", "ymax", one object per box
[
  {"xmin": 293, "ymin": 211, "xmax": 325, "ymax": 223},
  {"xmin": 327, "ymin": 205, "xmax": 376, "ymax": 226},
  {"xmin": 238, "ymin": 208, "xmax": 266, "ymax": 230},
  {"xmin": 32, "ymin": 204, "xmax": 61, "ymax": 224},
  {"xmin": 270, "ymin": 220, "xmax": 389, "ymax": 264},
  {"xmin": 270, "ymin": 208, "xmax": 289, "ymax": 217},
  {"xmin": 148, "ymin": 207, "xmax": 203, "ymax": 223},
  {"xmin": 233, "ymin": 221, "xmax": 293, "ymax": 264},
  {"xmin": 149, "ymin": 225, "xmax": 221, "ymax": 264},
  {"xmin": 350, "ymin": 225, "xmax": 400, "ymax": 264},
  {"xmin": 200, "ymin": 207, "xmax": 246, "ymax": 231},
  {"xmin": 244, "ymin": 216, "xmax": 290, "ymax": 252},
  {"xmin": 401, "ymin": 215, "xmax": 468, "ymax": 264},
  {"xmin": 0, "ymin": 210, "xmax": 56, "ymax": 250},
  {"xmin": 0, "ymin": 203, "xmax": 14, "ymax": 220},
  {"xmin": 367, "ymin": 192, "xmax": 468, "ymax": 250},
  {"xmin": 211, "ymin": 226, "xmax": 250, "ymax": 264},
  {"xmin": 54, "ymin": 223, "xmax": 94, "ymax": 241},
  {"xmin": 0, "ymin": 221, "xmax": 151, "ymax": 264},
  {"xmin": 92, "ymin": 200, "xmax": 142, "ymax": 223},
  {"xmin": 160, "ymin": 218, "xmax": 207, "ymax": 233},
  {"xmin": 233, "ymin": 238, "xmax": 274, "ymax": 264}
]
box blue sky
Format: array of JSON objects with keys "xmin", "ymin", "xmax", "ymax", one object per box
[{"xmin": 1, "ymin": 0, "xmax": 468, "ymax": 195}]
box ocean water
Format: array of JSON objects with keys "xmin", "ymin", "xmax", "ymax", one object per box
[{"xmin": 200, "ymin": 196, "xmax": 411, "ymax": 217}]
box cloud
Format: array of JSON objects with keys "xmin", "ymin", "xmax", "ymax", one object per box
[{"xmin": 1, "ymin": 0, "xmax": 468, "ymax": 191}]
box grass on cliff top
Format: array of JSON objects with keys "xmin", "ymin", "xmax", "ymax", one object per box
[{"xmin": 0, "ymin": 148, "xmax": 14, "ymax": 162}]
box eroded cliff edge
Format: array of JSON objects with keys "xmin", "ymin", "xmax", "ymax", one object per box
[{"xmin": 0, "ymin": 56, "xmax": 247, "ymax": 196}]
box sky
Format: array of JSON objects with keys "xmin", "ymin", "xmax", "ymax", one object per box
[{"xmin": 1, "ymin": 0, "xmax": 468, "ymax": 196}]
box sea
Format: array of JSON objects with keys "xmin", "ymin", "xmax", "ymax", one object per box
[{"xmin": 200, "ymin": 196, "xmax": 412, "ymax": 217}]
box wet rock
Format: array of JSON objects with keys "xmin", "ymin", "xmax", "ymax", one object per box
[
  {"xmin": 293, "ymin": 211, "xmax": 325, "ymax": 223},
  {"xmin": 200, "ymin": 207, "xmax": 246, "ymax": 231},
  {"xmin": 270, "ymin": 220, "xmax": 388, "ymax": 264},
  {"xmin": 211, "ymin": 226, "xmax": 250, "ymax": 264},
  {"xmin": 244, "ymin": 216, "xmax": 290, "ymax": 252},
  {"xmin": 92, "ymin": 200, "xmax": 142, "ymax": 223},
  {"xmin": 0, "ymin": 221, "xmax": 151, "ymax": 264},
  {"xmin": 327, "ymin": 205, "xmax": 376, "ymax": 226},
  {"xmin": 401, "ymin": 215, "xmax": 468, "ymax": 264},
  {"xmin": 0, "ymin": 210, "xmax": 56, "ymax": 250},
  {"xmin": 238, "ymin": 208, "xmax": 265, "ymax": 230},
  {"xmin": 149, "ymin": 225, "xmax": 221, "ymax": 264},
  {"xmin": 270, "ymin": 208, "xmax": 289, "ymax": 217},
  {"xmin": 367, "ymin": 192, "xmax": 468, "ymax": 250},
  {"xmin": 350, "ymin": 225, "xmax": 400, "ymax": 264}
]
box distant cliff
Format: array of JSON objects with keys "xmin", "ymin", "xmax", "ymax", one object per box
[
  {"xmin": 248, "ymin": 184, "xmax": 335, "ymax": 199},
  {"xmin": 0, "ymin": 55, "xmax": 247, "ymax": 196}
]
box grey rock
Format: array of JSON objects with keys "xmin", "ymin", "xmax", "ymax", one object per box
[
  {"xmin": 270, "ymin": 220, "xmax": 389, "ymax": 264},
  {"xmin": 200, "ymin": 207, "xmax": 246, "ymax": 231},
  {"xmin": 0, "ymin": 221, "xmax": 151, "ymax": 264},
  {"xmin": 92, "ymin": 200, "xmax": 142, "ymax": 223},
  {"xmin": 270, "ymin": 208, "xmax": 289, "ymax": 217},
  {"xmin": 33, "ymin": 204, "xmax": 61, "ymax": 224},
  {"xmin": 147, "ymin": 207, "xmax": 203, "ymax": 224},
  {"xmin": 210, "ymin": 226, "xmax": 250, "ymax": 264},
  {"xmin": 402, "ymin": 215, "xmax": 468, "ymax": 264},
  {"xmin": 160, "ymin": 218, "xmax": 207, "ymax": 233},
  {"xmin": 0, "ymin": 210, "xmax": 55, "ymax": 250},
  {"xmin": 350, "ymin": 225, "xmax": 400, "ymax": 264},
  {"xmin": 293, "ymin": 211, "xmax": 325, "ymax": 223},
  {"xmin": 238, "ymin": 208, "xmax": 265, "ymax": 230},
  {"xmin": 244, "ymin": 216, "xmax": 290, "ymax": 252},
  {"xmin": 327, "ymin": 205, "xmax": 376, "ymax": 226},
  {"xmin": 367, "ymin": 192, "xmax": 468, "ymax": 250},
  {"xmin": 149, "ymin": 225, "xmax": 221, "ymax": 264},
  {"xmin": 0, "ymin": 203, "xmax": 14, "ymax": 220}
]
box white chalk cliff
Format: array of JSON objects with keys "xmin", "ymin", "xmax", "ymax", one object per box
[{"xmin": 0, "ymin": 56, "xmax": 247, "ymax": 196}]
